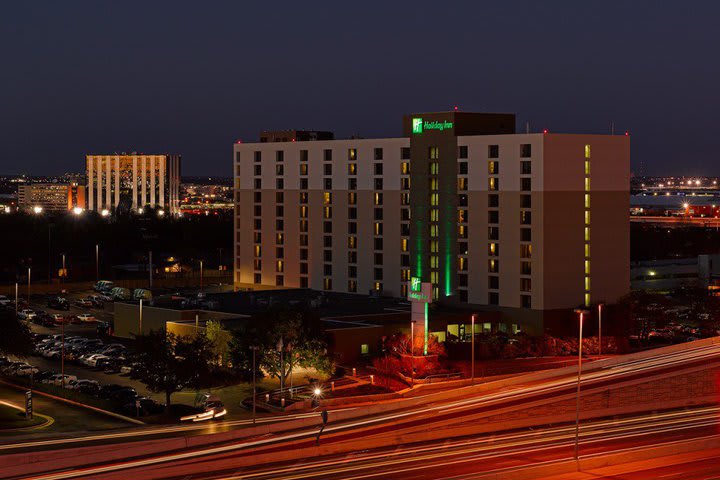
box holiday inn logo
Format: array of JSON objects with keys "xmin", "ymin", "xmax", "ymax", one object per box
[
  {"xmin": 411, "ymin": 276, "xmax": 422, "ymax": 292},
  {"xmin": 411, "ymin": 118, "xmax": 453, "ymax": 134}
]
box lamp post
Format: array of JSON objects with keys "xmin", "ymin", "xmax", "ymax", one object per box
[
  {"xmin": 200, "ymin": 260, "xmax": 204, "ymax": 292},
  {"xmin": 61, "ymin": 320, "xmax": 65, "ymax": 390},
  {"xmin": 61, "ymin": 253, "xmax": 66, "ymax": 285},
  {"xmin": 27, "ymin": 267, "xmax": 31, "ymax": 304},
  {"xmin": 15, "ymin": 282, "xmax": 18, "ymax": 316},
  {"xmin": 598, "ymin": 303, "xmax": 603, "ymax": 356},
  {"xmin": 471, "ymin": 314, "xmax": 476, "ymax": 385},
  {"xmin": 574, "ymin": 308, "xmax": 588, "ymax": 460},
  {"xmin": 139, "ymin": 299, "xmax": 143, "ymax": 335},
  {"xmin": 250, "ymin": 345, "xmax": 259, "ymax": 424},
  {"xmin": 95, "ymin": 244, "xmax": 99, "ymax": 282},
  {"xmin": 410, "ymin": 320, "xmax": 416, "ymax": 387}
]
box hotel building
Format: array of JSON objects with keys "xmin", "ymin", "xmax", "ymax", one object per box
[
  {"xmin": 18, "ymin": 183, "xmax": 86, "ymax": 213},
  {"xmin": 85, "ymin": 154, "xmax": 181, "ymax": 215},
  {"xmin": 233, "ymin": 112, "xmax": 629, "ymax": 333}
]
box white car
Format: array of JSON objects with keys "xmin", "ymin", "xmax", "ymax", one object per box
[
  {"xmin": 18, "ymin": 309, "xmax": 36, "ymax": 320},
  {"xmin": 42, "ymin": 374, "xmax": 77, "ymax": 386},
  {"xmin": 76, "ymin": 313, "xmax": 96, "ymax": 323},
  {"xmin": 14, "ymin": 365, "xmax": 39, "ymax": 377},
  {"xmin": 66, "ymin": 379, "xmax": 99, "ymax": 391},
  {"xmin": 0, "ymin": 295, "xmax": 12, "ymax": 307}
]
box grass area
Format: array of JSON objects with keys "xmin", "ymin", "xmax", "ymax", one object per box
[{"xmin": 0, "ymin": 403, "xmax": 45, "ymax": 430}]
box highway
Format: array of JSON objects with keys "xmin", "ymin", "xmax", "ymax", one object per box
[{"xmin": 9, "ymin": 340, "xmax": 720, "ymax": 480}]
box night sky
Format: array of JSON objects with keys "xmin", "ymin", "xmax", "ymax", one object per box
[{"xmin": 1, "ymin": 1, "xmax": 719, "ymax": 177}]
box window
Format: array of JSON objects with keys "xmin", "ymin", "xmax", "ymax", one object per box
[
  {"xmin": 374, "ymin": 268, "xmax": 383, "ymax": 280},
  {"xmin": 300, "ymin": 149, "xmax": 308, "ymax": 162},
  {"xmin": 348, "ymin": 265, "xmax": 357, "ymax": 277},
  {"xmin": 253, "ymin": 218, "xmax": 261, "ymax": 229},
  {"xmin": 276, "ymin": 178, "xmax": 284, "ymax": 189},
  {"xmin": 254, "ymin": 191, "xmax": 262, "ymax": 203},
  {"xmin": 488, "ymin": 194, "xmax": 499, "ymax": 208},
  {"xmin": 324, "ymin": 206, "xmax": 332, "ymax": 219},
  {"xmin": 275, "ymin": 260, "xmax": 284, "ymax": 273},
  {"xmin": 488, "ymin": 259, "xmax": 499, "ymax": 273},
  {"xmin": 348, "ymin": 192, "xmax": 357, "ymax": 205},
  {"xmin": 374, "ymin": 178, "xmax": 383, "ymax": 190},
  {"xmin": 374, "ymin": 208, "xmax": 383, "ymax": 220},
  {"xmin": 374, "ymin": 222, "xmax": 383, "ymax": 235},
  {"xmin": 300, "ymin": 249, "xmax": 308, "ymax": 260},
  {"xmin": 585, "ymin": 244, "xmax": 590, "ymax": 258},
  {"xmin": 323, "ymin": 221, "xmax": 332, "ymax": 233},
  {"xmin": 254, "ymin": 259, "xmax": 262, "ymax": 270},
  {"xmin": 488, "ymin": 243, "xmax": 499, "ymax": 256},
  {"xmin": 372, "ymin": 163, "xmax": 383, "ymax": 176},
  {"xmin": 488, "ymin": 145, "xmax": 499, "ymax": 158},
  {"xmin": 521, "ymin": 161, "xmax": 532, "ymax": 175},
  {"xmin": 401, "ymin": 208, "xmax": 410, "ymax": 221},
  {"xmin": 276, "ymin": 205, "xmax": 284, "ymax": 217},
  {"xmin": 521, "ymin": 261, "xmax": 532, "ymax": 275},
  {"xmin": 585, "ymin": 160, "xmax": 590, "ymax": 175},
  {"xmin": 488, "ymin": 210, "xmax": 499, "ymax": 224},
  {"xmin": 431, "ymin": 224, "xmax": 439, "ymax": 237},
  {"xmin": 374, "ymin": 148, "xmax": 383, "ymax": 160},
  {"xmin": 254, "ymin": 273, "xmax": 261, "ymax": 284},
  {"xmin": 521, "ymin": 211, "xmax": 532, "ymax": 225},
  {"xmin": 300, "ymin": 178, "xmax": 308, "ymax": 190},
  {"xmin": 430, "ymin": 178, "xmax": 439, "ymax": 190},
  {"xmin": 348, "ymin": 207, "xmax": 357, "ymax": 219},
  {"xmin": 323, "ymin": 250, "xmax": 332, "ymax": 262},
  {"xmin": 458, "ymin": 145, "xmax": 468, "ymax": 158},
  {"xmin": 348, "ymin": 222, "xmax": 357, "ymax": 234},
  {"xmin": 585, "ymin": 194, "xmax": 590, "ymax": 209},
  {"xmin": 254, "ymin": 151, "xmax": 262, "ymax": 162},
  {"xmin": 488, "ymin": 161, "xmax": 499, "ymax": 175},
  {"xmin": 521, "ymin": 228, "xmax": 532, "ymax": 242},
  {"xmin": 276, "ymin": 233, "xmax": 284, "ymax": 245},
  {"xmin": 401, "ymin": 162, "xmax": 410, "ymax": 175},
  {"xmin": 299, "ymin": 164, "xmax": 308, "ymax": 176},
  {"xmin": 276, "ymin": 191, "xmax": 284, "ymax": 203},
  {"xmin": 521, "ymin": 278, "xmax": 532, "ymax": 292},
  {"xmin": 324, "ymin": 164, "xmax": 332, "ymax": 176},
  {"xmin": 488, "ymin": 292, "xmax": 499, "ymax": 305},
  {"xmin": 254, "ymin": 165, "xmax": 262, "ymax": 176},
  {"xmin": 521, "ymin": 178, "xmax": 532, "ymax": 191},
  {"xmin": 488, "ymin": 177, "xmax": 499, "ymax": 191},
  {"xmin": 254, "ymin": 245, "xmax": 261, "ymax": 257},
  {"xmin": 585, "ymin": 227, "xmax": 590, "ymax": 241},
  {"xmin": 459, "ymin": 162, "xmax": 468, "ymax": 175},
  {"xmin": 348, "ymin": 163, "xmax": 357, "ymax": 175},
  {"xmin": 300, "ymin": 277, "xmax": 309, "ymax": 288},
  {"xmin": 299, "ymin": 220, "xmax": 308, "ymax": 232},
  {"xmin": 521, "ymin": 194, "xmax": 531, "ymax": 208},
  {"xmin": 520, "ymin": 244, "xmax": 532, "ymax": 258},
  {"xmin": 323, "ymin": 192, "xmax": 332, "ymax": 205},
  {"xmin": 276, "ymin": 219, "xmax": 284, "ymax": 230},
  {"xmin": 585, "ymin": 144, "xmax": 591, "ymax": 159},
  {"xmin": 489, "ymin": 276, "xmax": 499, "ymax": 289},
  {"xmin": 323, "ymin": 278, "xmax": 332, "ymax": 291},
  {"xmin": 585, "ymin": 210, "xmax": 591, "ymax": 225},
  {"xmin": 401, "ymin": 147, "xmax": 410, "ymax": 159},
  {"xmin": 348, "ymin": 148, "xmax": 357, "ymax": 160},
  {"xmin": 430, "ymin": 162, "xmax": 439, "ymax": 175},
  {"xmin": 430, "ymin": 193, "xmax": 439, "ymax": 206},
  {"xmin": 348, "ymin": 280, "xmax": 357, "ymax": 292},
  {"xmin": 458, "ymin": 257, "xmax": 467, "ymax": 271},
  {"xmin": 429, "ymin": 147, "xmax": 439, "ymax": 159},
  {"xmin": 254, "ymin": 178, "xmax": 261, "ymax": 189},
  {"xmin": 520, "ymin": 144, "xmax": 532, "ymax": 157},
  {"xmin": 458, "ymin": 274, "xmax": 468, "ymax": 287},
  {"xmin": 253, "ymin": 205, "xmax": 261, "ymax": 216},
  {"xmin": 348, "ymin": 251, "xmax": 357, "ymax": 263},
  {"xmin": 488, "ymin": 227, "xmax": 499, "ymax": 240},
  {"xmin": 300, "ymin": 234, "xmax": 308, "ymax": 246},
  {"xmin": 585, "ymin": 260, "xmax": 591, "ymax": 275},
  {"xmin": 348, "ymin": 236, "xmax": 357, "ymax": 249},
  {"xmin": 276, "ymin": 151, "xmax": 284, "ymax": 162},
  {"xmin": 324, "ymin": 149, "xmax": 332, "ymax": 161},
  {"xmin": 374, "ymin": 192, "xmax": 383, "ymax": 205},
  {"xmin": 253, "ymin": 232, "xmax": 261, "ymax": 243},
  {"xmin": 401, "ymin": 238, "xmax": 408, "ymax": 252},
  {"xmin": 521, "ymin": 295, "xmax": 532, "ymax": 308},
  {"xmin": 458, "ymin": 177, "xmax": 467, "ymax": 191},
  {"xmin": 401, "ymin": 177, "xmax": 410, "ymax": 190},
  {"xmin": 458, "ymin": 209, "xmax": 467, "ymax": 223},
  {"xmin": 324, "ymin": 264, "xmax": 332, "ymax": 276}
]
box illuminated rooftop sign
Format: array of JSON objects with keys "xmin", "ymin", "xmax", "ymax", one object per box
[
  {"xmin": 411, "ymin": 276, "xmax": 422, "ymax": 292},
  {"xmin": 412, "ymin": 118, "xmax": 453, "ymax": 134}
]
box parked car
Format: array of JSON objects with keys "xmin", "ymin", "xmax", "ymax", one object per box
[
  {"xmin": 121, "ymin": 397, "xmax": 164, "ymax": 417},
  {"xmin": 13, "ymin": 364, "xmax": 39, "ymax": 377},
  {"xmin": 47, "ymin": 297, "xmax": 70, "ymax": 310},
  {"xmin": 66, "ymin": 379, "xmax": 99, "ymax": 391},
  {"xmin": 18, "ymin": 309, "xmax": 36, "ymax": 320},
  {"xmin": 76, "ymin": 313, "xmax": 96, "ymax": 323},
  {"xmin": 0, "ymin": 295, "xmax": 12, "ymax": 308},
  {"xmin": 42, "ymin": 374, "xmax": 77, "ymax": 386},
  {"xmin": 109, "ymin": 387, "xmax": 138, "ymax": 404},
  {"xmin": 94, "ymin": 280, "xmax": 115, "ymax": 292},
  {"xmin": 75, "ymin": 299, "xmax": 93, "ymax": 308}
]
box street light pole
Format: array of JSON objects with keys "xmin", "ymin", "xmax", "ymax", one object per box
[
  {"xmin": 61, "ymin": 320, "xmax": 65, "ymax": 391},
  {"xmin": 15, "ymin": 282, "xmax": 18, "ymax": 316},
  {"xmin": 27, "ymin": 267, "xmax": 31, "ymax": 303},
  {"xmin": 250, "ymin": 345, "xmax": 259, "ymax": 424},
  {"xmin": 95, "ymin": 244, "xmax": 99, "ymax": 282},
  {"xmin": 139, "ymin": 298, "xmax": 143, "ymax": 335},
  {"xmin": 598, "ymin": 303, "xmax": 603, "ymax": 356},
  {"xmin": 410, "ymin": 320, "xmax": 416, "ymax": 388},
  {"xmin": 574, "ymin": 309, "xmax": 585, "ymax": 460},
  {"xmin": 62, "ymin": 253, "xmax": 66, "ymax": 285},
  {"xmin": 471, "ymin": 314, "xmax": 476, "ymax": 385},
  {"xmin": 200, "ymin": 260, "xmax": 204, "ymax": 292}
]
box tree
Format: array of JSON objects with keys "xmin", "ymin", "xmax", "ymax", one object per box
[
  {"xmin": 132, "ymin": 329, "xmax": 213, "ymax": 410},
  {"xmin": 228, "ymin": 305, "xmax": 334, "ymax": 387},
  {"xmin": 0, "ymin": 310, "xmax": 33, "ymax": 358},
  {"xmin": 205, "ymin": 320, "xmax": 232, "ymax": 366}
]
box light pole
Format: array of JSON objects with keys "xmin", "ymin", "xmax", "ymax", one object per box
[
  {"xmin": 61, "ymin": 320, "xmax": 65, "ymax": 390},
  {"xmin": 598, "ymin": 303, "xmax": 603, "ymax": 356},
  {"xmin": 27, "ymin": 267, "xmax": 31, "ymax": 304},
  {"xmin": 250, "ymin": 345, "xmax": 259, "ymax": 424},
  {"xmin": 139, "ymin": 298, "xmax": 143, "ymax": 335},
  {"xmin": 410, "ymin": 320, "xmax": 416, "ymax": 387},
  {"xmin": 200, "ymin": 260, "xmax": 204, "ymax": 292},
  {"xmin": 61, "ymin": 253, "xmax": 66, "ymax": 285},
  {"xmin": 471, "ymin": 314, "xmax": 476, "ymax": 385},
  {"xmin": 95, "ymin": 244, "xmax": 99, "ymax": 282},
  {"xmin": 574, "ymin": 308, "xmax": 587, "ymax": 460}
]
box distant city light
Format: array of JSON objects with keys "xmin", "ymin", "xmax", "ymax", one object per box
[
  {"xmin": 158, "ymin": 209, "xmax": 165, "ymax": 217},
  {"xmin": 32, "ymin": 206, "xmax": 43, "ymax": 214},
  {"xmin": 313, "ymin": 387, "xmax": 322, "ymax": 396},
  {"xmin": 649, "ymin": 271, "xmax": 656, "ymax": 276},
  {"xmin": 101, "ymin": 209, "xmax": 110, "ymax": 217},
  {"xmin": 72, "ymin": 207, "xmax": 84, "ymax": 215},
  {"xmin": 683, "ymin": 203, "xmax": 689, "ymax": 209}
]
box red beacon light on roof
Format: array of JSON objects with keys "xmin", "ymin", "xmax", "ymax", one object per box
[
  {"xmin": 235, "ymin": 139, "xmax": 242, "ymax": 144},
  {"xmin": 543, "ymin": 129, "xmax": 549, "ymax": 134},
  {"xmin": 453, "ymin": 105, "xmax": 459, "ymax": 111},
  {"xmin": 625, "ymin": 131, "xmax": 630, "ymax": 136}
]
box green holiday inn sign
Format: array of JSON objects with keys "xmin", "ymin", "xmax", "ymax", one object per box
[{"xmin": 412, "ymin": 117, "xmax": 453, "ymax": 134}]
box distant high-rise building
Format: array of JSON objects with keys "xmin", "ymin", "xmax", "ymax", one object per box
[
  {"xmin": 85, "ymin": 154, "xmax": 181, "ymax": 215},
  {"xmin": 17, "ymin": 183, "xmax": 86, "ymax": 212},
  {"xmin": 233, "ymin": 112, "xmax": 630, "ymax": 334}
]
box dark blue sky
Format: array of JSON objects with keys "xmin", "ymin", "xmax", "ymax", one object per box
[{"xmin": 1, "ymin": 1, "xmax": 718, "ymax": 176}]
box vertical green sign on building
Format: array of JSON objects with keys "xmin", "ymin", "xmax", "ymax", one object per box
[{"xmin": 412, "ymin": 118, "xmax": 423, "ymax": 134}]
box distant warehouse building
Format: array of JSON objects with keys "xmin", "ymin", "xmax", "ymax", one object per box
[
  {"xmin": 85, "ymin": 154, "xmax": 181, "ymax": 215},
  {"xmin": 17, "ymin": 182, "xmax": 86, "ymax": 213},
  {"xmin": 233, "ymin": 111, "xmax": 630, "ymax": 334}
]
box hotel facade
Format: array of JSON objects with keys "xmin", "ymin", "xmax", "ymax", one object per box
[
  {"xmin": 85, "ymin": 154, "xmax": 181, "ymax": 215},
  {"xmin": 233, "ymin": 113, "xmax": 630, "ymax": 333}
]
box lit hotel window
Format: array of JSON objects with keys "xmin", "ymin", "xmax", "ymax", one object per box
[
  {"xmin": 488, "ymin": 259, "xmax": 499, "ymax": 273},
  {"xmin": 585, "ymin": 160, "xmax": 590, "ymax": 175},
  {"xmin": 585, "ymin": 177, "xmax": 590, "ymax": 191},
  {"xmin": 430, "ymin": 193, "xmax": 439, "ymax": 206},
  {"xmin": 585, "ymin": 227, "xmax": 590, "ymax": 242},
  {"xmin": 430, "ymin": 272, "xmax": 439, "ymax": 284},
  {"xmin": 585, "ymin": 293, "xmax": 591, "ymax": 307},
  {"xmin": 430, "ymin": 240, "xmax": 439, "ymax": 253},
  {"xmin": 374, "ymin": 222, "xmax": 383, "ymax": 235},
  {"xmin": 401, "ymin": 162, "xmax": 410, "ymax": 175},
  {"xmin": 430, "ymin": 256, "xmax": 438, "ymax": 268},
  {"xmin": 299, "ymin": 164, "xmax": 308, "ymax": 175},
  {"xmin": 488, "ymin": 243, "xmax": 499, "ymax": 256},
  {"xmin": 276, "ymin": 260, "xmax": 284, "ymax": 273},
  {"xmin": 585, "ymin": 194, "xmax": 590, "ymax": 209},
  {"xmin": 585, "ymin": 244, "xmax": 590, "ymax": 258},
  {"xmin": 430, "ymin": 225, "xmax": 439, "ymax": 237},
  {"xmin": 254, "ymin": 245, "xmax": 261, "ymax": 257},
  {"xmin": 348, "ymin": 163, "xmax": 356, "ymax": 175},
  {"xmin": 374, "ymin": 192, "xmax": 383, "ymax": 205},
  {"xmin": 430, "ymin": 162, "xmax": 439, "ymax": 175},
  {"xmin": 324, "ymin": 192, "xmax": 332, "ymax": 205},
  {"xmin": 584, "ymin": 144, "xmax": 591, "ymax": 159},
  {"xmin": 585, "ymin": 260, "xmax": 591, "ymax": 275},
  {"xmin": 520, "ymin": 244, "xmax": 532, "ymax": 258},
  {"xmin": 348, "ymin": 236, "xmax": 356, "ymax": 249},
  {"xmin": 585, "ymin": 276, "xmax": 591, "ymax": 291},
  {"xmin": 585, "ymin": 210, "xmax": 591, "ymax": 225},
  {"xmin": 430, "ymin": 209, "xmax": 439, "ymax": 222},
  {"xmin": 429, "ymin": 147, "xmax": 439, "ymax": 160},
  {"xmin": 430, "ymin": 178, "xmax": 439, "ymax": 190},
  {"xmin": 401, "ymin": 238, "xmax": 408, "ymax": 252},
  {"xmin": 489, "ymin": 177, "xmax": 499, "ymax": 191},
  {"xmin": 488, "ymin": 161, "xmax": 499, "ymax": 175},
  {"xmin": 324, "ymin": 206, "xmax": 332, "ymax": 219},
  {"xmin": 348, "ymin": 192, "xmax": 357, "ymax": 204},
  {"xmin": 348, "ymin": 148, "xmax": 357, "ymax": 160},
  {"xmin": 276, "ymin": 233, "xmax": 284, "ymax": 244}
]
